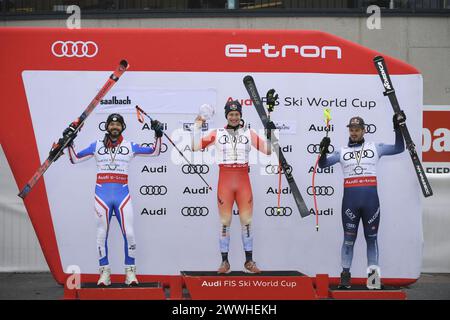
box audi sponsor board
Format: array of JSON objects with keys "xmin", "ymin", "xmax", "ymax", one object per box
[{"xmin": 9, "ymin": 29, "xmax": 423, "ymax": 282}]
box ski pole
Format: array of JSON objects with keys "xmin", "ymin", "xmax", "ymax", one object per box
[
  {"xmin": 312, "ymin": 108, "xmax": 332, "ymax": 231},
  {"xmin": 135, "ymin": 105, "xmax": 212, "ymax": 191}
]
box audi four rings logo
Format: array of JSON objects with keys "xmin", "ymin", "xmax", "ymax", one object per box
[
  {"xmin": 307, "ymin": 186, "xmax": 335, "ymax": 196},
  {"xmin": 218, "ymin": 135, "xmax": 249, "ymax": 144},
  {"xmin": 98, "ymin": 146, "xmax": 130, "ymax": 155},
  {"xmin": 265, "ymin": 165, "xmax": 293, "ymax": 175},
  {"xmin": 51, "ymin": 41, "xmax": 98, "ymax": 58},
  {"xmin": 139, "ymin": 185, "xmax": 168, "ymax": 196},
  {"xmin": 343, "ymin": 149, "xmax": 375, "ymax": 161},
  {"xmin": 181, "ymin": 207, "xmax": 209, "ymax": 216},
  {"xmin": 141, "ymin": 142, "xmax": 168, "ymax": 153},
  {"xmin": 307, "ymin": 144, "xmax": 335, "ymax": 154},
  {"xmin": 265, "ymin": 207, "xmax": 293, "ymax": 216},
  {"xmin": 99, "ymin": 121, "xmax": 107, "ymax": 131},
  {"xmin": 365, "ymin": 124, "xmax": 377, "ymax": 134},
  {"xmin": 182, "ymin": 164, "xmax": 209, "ymax": 174}
]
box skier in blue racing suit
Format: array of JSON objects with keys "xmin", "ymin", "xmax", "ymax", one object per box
[
  {"xmin": 67, "ymin": 113, "xmax": 164, "ymax": 287},
  {"xmin": 318, "ymin": 114, "xmax": 405, "ymax": 289}
]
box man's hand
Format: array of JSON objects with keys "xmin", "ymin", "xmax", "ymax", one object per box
[
  {"xmin": 265, "ymin": 120, "xmax": 277, "ymax": 140},
  {"xmin": 393, "ymin": 110, "xmax": 406, "ymax": 130},
  {"xmin": 266, "ymin": 89, "xmax": 279, "ymax": 112},
  {"xmin": 151, "ymin": 120, "xmax": 164, "ymax": 138},
  {"xmin": 319, "ymin": 137, "xmax": 331, "ymax": 157}
]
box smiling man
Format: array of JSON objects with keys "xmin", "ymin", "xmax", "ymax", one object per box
[
  {"xmin": 318, "ymin": 114, "xmax": 405, "ymax": 290},
  {"xmin": 67, "ymin": 113, "xmax": 164, "ymax": 287}
]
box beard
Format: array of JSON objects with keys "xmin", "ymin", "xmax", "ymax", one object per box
[{"xmin": 108, "ymin": 131, "xmax": 121, "ymax": 141}]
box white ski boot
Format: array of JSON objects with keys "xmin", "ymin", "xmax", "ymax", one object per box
[
  {"xmin": 125, "ymin": 265, "xmax": 139, "ymax": 286},
  {"xmin": 366, "ymin": 265, "xmax": 382, "ymax": 290},
  {"xmin": 97, "ymin": 265, "xmax": 111, "ymax": 287}
]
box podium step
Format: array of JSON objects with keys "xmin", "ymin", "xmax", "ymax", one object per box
[
  {"xmin": 329, "ymin": 285, "xmax": 407, "ymax": 300},
  {"xmin": 65, "ymin": 282, "xmax": 166, "ymax": 300},
  {"xmin": 181, "ymin": 270, "xmax": 316, "ymax": 300}
]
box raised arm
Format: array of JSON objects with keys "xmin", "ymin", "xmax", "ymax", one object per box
[
  {"xmin": 191, "ymin": 116, "xmax": 216, "ymax": 151},
  {"xmin": 318, "ymin": 137, "xmax": 340, "ymax": 168},
  {"xmin": 376, "ymin": 128, "xmax": 405, "ymax": 158},
  {"xmin": 250, "ymin": 129, "xmax": 271, "ymax": 155},
  {"xmin": 68, "ymin": 142, "xmax": 96, "ymax": 164},
  {"xmin": 132, "ymin": 137, "xmax": 162, "ymax": 157}
]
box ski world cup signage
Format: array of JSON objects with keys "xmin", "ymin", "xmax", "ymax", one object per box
[{"xmin": 0, "ymin": 28, "xmax": 423, "ymax": 287}]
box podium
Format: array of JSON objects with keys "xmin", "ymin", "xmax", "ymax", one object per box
[
  {"xmin": 64, "ymin": 282, "xmax": 166, "ymax": 300},
  {"xmin": 181, "ymin": 271, "xmax": 317, "ymax": 300},
  {"xmin": 62, "ymin": 272, "xmax": 407, "ymax": 300}
]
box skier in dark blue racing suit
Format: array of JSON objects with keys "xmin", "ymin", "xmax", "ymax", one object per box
[{"xmin": 319, "ymin": 114, "xmax": 405, "ymax": 289}]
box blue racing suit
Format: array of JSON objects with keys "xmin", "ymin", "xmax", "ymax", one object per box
[
  {"xmin": 319, "ymin": 129, "xmax": 404, "ymax": 271},
  {"xmin": 68, "ymin": 137, "xmax": 161, "ymax": 267}
]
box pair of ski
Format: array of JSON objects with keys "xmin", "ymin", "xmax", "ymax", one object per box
[
  {"xmin": 244, "ymin": 56, "xmax": 434, "ymax": 222},
  {"xmin": 18, "ymin": 60, "xmax": 211, "ymax": 199},
  {"xmin": 373, "ymin": 56, "xmax": 433, "ymax": 197}
]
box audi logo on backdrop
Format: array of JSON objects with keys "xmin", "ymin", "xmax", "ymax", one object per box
[
  {"xmin": 182, "ymin": 164, "xmax": 209, "ymax": 174},
  {"xmin": 365, "ymin": 124, "xmax": 377, "ymax": 134},
  {"xmin": 307, "ymin": 144, "xmax": 335, "ymax": 154},
  {"xmin": 139, "ymin": 185, "xmax": 168, "ymax": 196},
  {"xmin": 265, "ymin": 164, "xmax": 293, "ymax": 175},
  {"xmin": 141, "ymin": 142, "xmax": 168, "ymax": 153},
  {"xmin": 342, "ymin": 149, "xmax": 375, "ymax": 161},
  {"xmin": 307, "ymin": 186, "xmax": 335, "ymax": 196},
  {"xmin": 51, "ymin": 41, "xmax": 98, "ymax": 58},
  {"xmin": 181, "ymin": 207, "xmax": 209, "ymax": 217},
  {"xmin": 265, "ymin": 207, "xmax": 293, "ymax": 216}
]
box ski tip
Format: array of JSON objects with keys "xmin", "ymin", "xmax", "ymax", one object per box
[
  {"xmin": 316, "ymin": 226, "xmax": 319, "ymax": 232},
  {"xmin": 373, "ymin": 55, "xmax": 384, "ymax": 62},
  {"xmin": 18, "ymin": 185, "xmax": 30, "ymax": 199},
  {"xmin": 120, "ymin": 60, "xmax": 129, "ymax": 69},
  {"xmin": 243, "ymin": 75, "xmax": 254, "ymax": 83}
]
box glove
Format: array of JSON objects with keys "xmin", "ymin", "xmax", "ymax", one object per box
[
  {"xmin": 319, "ymin": 137, "xmax": 331, "ymax": 157},
  {"xmin": 151, "ymin": 120, "xmax": 164, "ymax": 138},
  {"xmin": 393, "ymin": 110, "xmax": 406, "ymax": 130},
  {"xmin": 265, "ymin": 121, "xmax": 276, "ymax": 140},
  {"xmin": 266, "ymin": 89, "xmax": 279, "ymax": 112}
]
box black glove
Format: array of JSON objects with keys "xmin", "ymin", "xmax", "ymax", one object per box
[
  {"xmin": 151, "ymin": 120, "xmax": 164, "ymax": 138},
  {"xmin": 319, "ymin": 137, "xmax": 331, "ymax": 157},
  {"xmin": 265, "ymin": 120, "xmax": 276, "ymax": 140},
  {"xmin": 393, "ymin": 110, "xmax": 406, "ymax": 130},
  {"xmin": 266, "ymin": 89, "xmax": 279, "ymax": 112}
]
